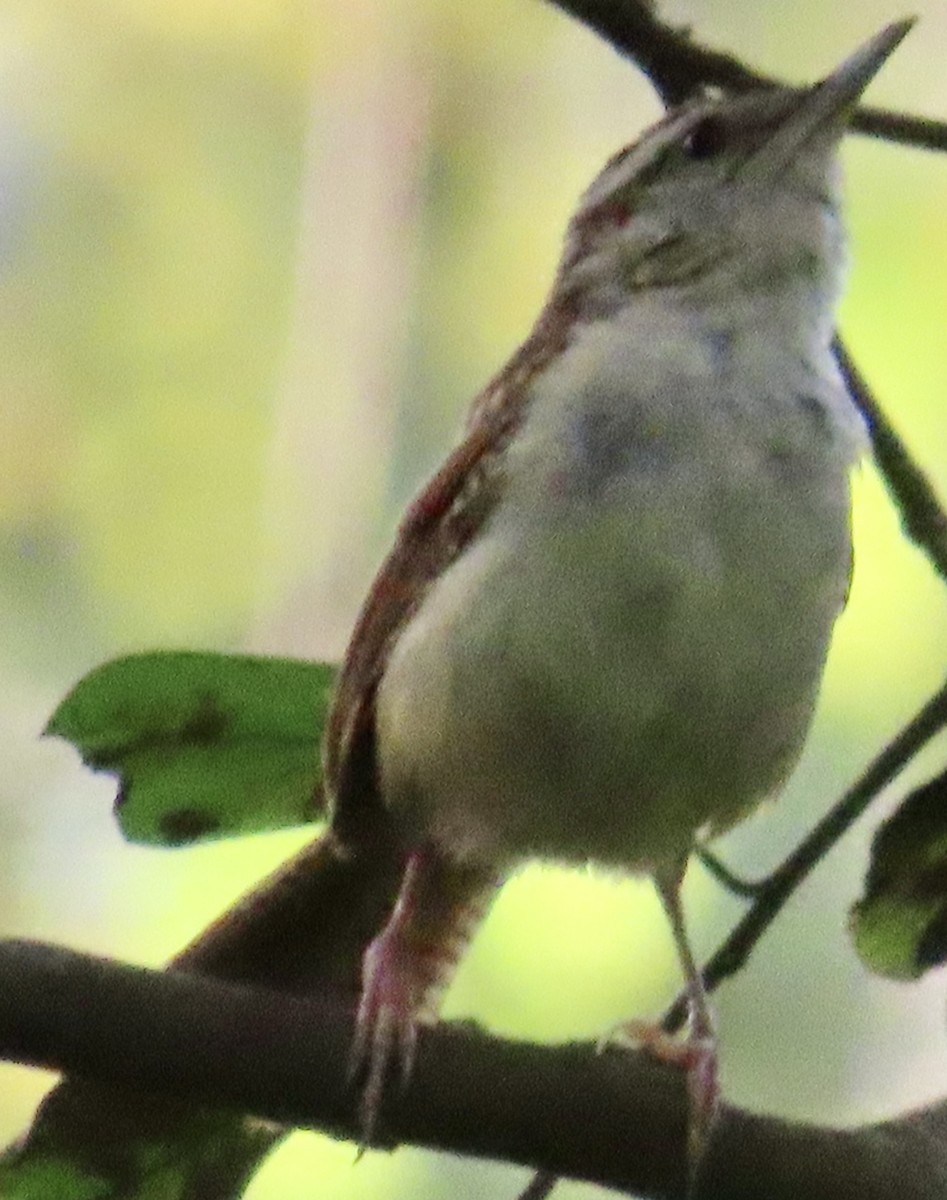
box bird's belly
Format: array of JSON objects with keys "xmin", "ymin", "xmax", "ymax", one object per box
[{"xmin": 375, "ymin": 384, "xmax": 854, "ymax": 871}]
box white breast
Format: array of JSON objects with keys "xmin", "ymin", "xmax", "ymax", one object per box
[{"xmin": 375, "ymin": 302, "xmax": 862, "ymax": 871}]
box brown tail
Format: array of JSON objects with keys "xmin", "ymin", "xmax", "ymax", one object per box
[{"xmin": 173, "ymin": 822, "xmax": 407, "ymax": 1000}]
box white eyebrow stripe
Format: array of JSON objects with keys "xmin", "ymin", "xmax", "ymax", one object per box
[{"xmin": 591, "ymin": 106, "xmax": 699, "ymax": 196}]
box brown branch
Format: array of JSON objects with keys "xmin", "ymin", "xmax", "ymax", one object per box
[{"xmin": 3, "ymin": 939, "xmax": 947, "ymax": 1200}]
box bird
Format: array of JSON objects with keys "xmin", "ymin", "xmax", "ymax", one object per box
[{"xmin": 320, "ymin": 19, "xmax": 911, "ymax": 1160}]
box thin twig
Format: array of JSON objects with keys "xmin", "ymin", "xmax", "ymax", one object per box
[
  {"xmin": 516, "ymin": 1170, "xmax": 557, "ymax": 1200},
  {"xmin": 835, "ymin": 338, "xmax": 947, "ymax": 585},
  {"xmin": 852, "ymin": 107, "xmax": 947, "ymax": 153},
  {"xmin": 694, "ymin": 845, "xmax": 763, "ymax": 900},
  {"xmin": 546, "ymin": 0, "xmax": 762, "ymax": 104}
]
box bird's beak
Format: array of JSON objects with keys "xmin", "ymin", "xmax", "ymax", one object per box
[{"xmin": 743, "ymin": 18, "xmax": 914, "ymax": 181}]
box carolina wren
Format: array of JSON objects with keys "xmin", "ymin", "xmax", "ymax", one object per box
[{"xmin": 322, "ymin": 20, "xmax": 911, "ymax": 1152}]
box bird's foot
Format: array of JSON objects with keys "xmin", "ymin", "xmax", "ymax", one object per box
[
  {"xmin": 348, "ymin": 848, "xmax": 500, "ymax": 1147},
  {"xmin": 603, "ymin": 1014, "xmax": 718, "ymax": 1188},
  {"xmin": 620, "ymin": 1018, "xmax": 717, "ymax": 1159},
  {"xmin": 349, "ymin": 918, "xmax": 426, "ymax": 1147}
]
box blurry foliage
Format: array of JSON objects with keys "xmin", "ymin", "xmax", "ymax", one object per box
[
  {"xmin": 0, "ymin": 1, "xmax": 945, "ymax": 1198},
  {"xmin": 0, "ymin": 0, "xmax": 311, "ymax": 662}
]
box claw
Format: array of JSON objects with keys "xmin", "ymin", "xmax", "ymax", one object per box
[
  {"xmin": 683, "ymin": 1034, "xmax": 718, "ymax": 1170},
  {"xmin": 350, "ymin": 923, "xmax": 423, "ymax": 1145}
]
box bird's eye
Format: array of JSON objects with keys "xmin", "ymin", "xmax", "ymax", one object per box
[{"xmin": 682, "ymin": 116, "xmax": 727, "ymax": 160}]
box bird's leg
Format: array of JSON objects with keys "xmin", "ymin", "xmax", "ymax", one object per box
[
  {"xmin": 351, "ymin": 843, "xmax": 501, "ymax": 1144},
  {"xmin": 653, "ymin": 863, "xmax": 718, "ymax": 1171},
  {"xmin": 605, "ymin": 862, "xmax": 718, "ymax": 1187}
]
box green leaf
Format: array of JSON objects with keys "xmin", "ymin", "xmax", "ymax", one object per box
[
  {"xmin": 47, "ymin": 651, "xmax": 336, "ymax": 845},
  {"xmin": 0, "ymin": 1155, "xmax": 109, "ymax": 1200},
  {"xmin": 850, "ymin": 768, "xmax": 947, "ymax": 980},
  {"xmin": 0, "ymin": 1101, "xmax": 283, "ymax": 1200}
]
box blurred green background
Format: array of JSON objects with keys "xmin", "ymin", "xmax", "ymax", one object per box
[{"xmin": 0, "ymin": 1, "xmax": 945, "ymax": 1197}]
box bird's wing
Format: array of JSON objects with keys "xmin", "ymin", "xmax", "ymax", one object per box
[{"xmin": 323, "ymin": 300, "xmax": 574, "ymax": 841}]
